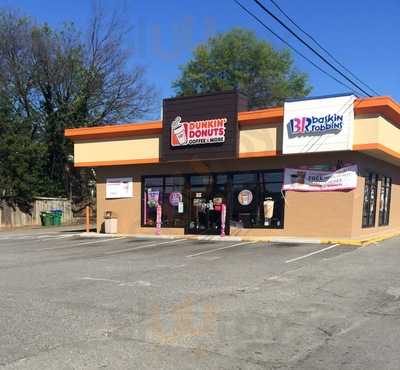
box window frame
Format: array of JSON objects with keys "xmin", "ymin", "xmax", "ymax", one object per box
[
  {"xmin": 362, "ymin": 173, "xmax": 378, "ymax": 228},
  {"xmin": 141, "ymin": 169, "xmax": 285, "ymax": 230},
  {"xmin": 378, "ymin": 176, "xmax": 392, "ymax": 226}
]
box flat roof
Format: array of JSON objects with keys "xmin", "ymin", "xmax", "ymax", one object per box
[{"xmin": 65, "ymin": 96, "xmax": 400, "ymax": 141}]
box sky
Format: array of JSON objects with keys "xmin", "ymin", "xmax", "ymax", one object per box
[{"xmin": 2, "ymin": 0, "xmax": 400, "ymax": 118}]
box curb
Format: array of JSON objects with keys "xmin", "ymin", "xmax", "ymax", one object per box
[
  {"xmin": 77, "ymin": 232, "xmax": 322, "ymax": 244},
  {"xmin": 77, "ymin": 231, "xmax": 400, "ymax": 246},
  {"xmin": 321, "ymin": 231, "xmax": 400, "ymax": 247}
]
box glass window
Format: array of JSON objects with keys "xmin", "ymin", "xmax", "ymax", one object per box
[
  {"xmin": 190, "ymin": 175, "xmax": 211, "ymax": 186},
  {"xmin": 379, "ymin": 176, "xmax": 391, "ymax": 226},
  {"xmin": 362, "ymin": 173, "xmax": 378, "ymax": 228},
  {"xmin": 143, "ymin": 176, "xmax": 186, "ymax": 228},
  {"xmin": 233, "ymin": 173, "xmax": 258, "ymax": 184},
  {"xmin": 230, "ymin": 171, "xmax": 284, "ymax": 229},
  {"xmin": 260, "ymin": 171, "xmax": 285, "ymax": 228}
]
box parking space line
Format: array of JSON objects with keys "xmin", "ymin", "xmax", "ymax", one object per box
[
  {"xmin": 186, "ymin": 241, "xmax": 257, "ymax": 258},
  {"xmin": 285, "ymin": 244, "xmax": 339, "ymax": 263},
  {"xmin": 103, "ymin": 238, "xmax": 186, "ymax": 255},
  {"xmin": 37, "ymin": 235, "xmax": 75, "ymax": 241},
  {"xmin": 38, "ymin": 236, "xmax": 126, "ymax": 250}
]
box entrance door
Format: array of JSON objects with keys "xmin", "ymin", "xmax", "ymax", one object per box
[{"xmin": 186, "ymin": 175, "xmax": 229, "ymax": 235}]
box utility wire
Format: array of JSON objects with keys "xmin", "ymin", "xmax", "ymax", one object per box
[
  {"xmin": 233, "ymin": 0, "xmax": 361, "ymax": 96},
  {"xmin": 267, "ymin": 0, "xmax": 380, "ymax": 96},
  {"xmin": 251, "ymin": 0, "xmax": 372, "ymax": 97}
]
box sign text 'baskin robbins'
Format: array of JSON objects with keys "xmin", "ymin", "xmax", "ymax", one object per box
[
  {"xmin": 282, "ymin": 95, "xmax": 355, "ymax": 154},
  {"xmin": 288, "ymin": 112, "xmax": 344, "ymax": 136}
]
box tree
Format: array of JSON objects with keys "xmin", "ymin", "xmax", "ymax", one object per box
[
  {"xmin": 0, "ymin": 6, "xmax": 156, "ymax": 206},
  {"xmin": 172, "ymin": 28, "xmax": 311, "ymax": 109}
]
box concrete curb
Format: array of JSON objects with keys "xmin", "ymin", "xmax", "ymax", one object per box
[
  {"xmin": 77, "ymin": 231, "xmax": 400, "ymax": 246},
  {"xmin": 321, "ymin": 231, "xmax": 400, "ymax": 247},
  {"xmin": 77, "ymin": 232, "xmax": 322, "ymax": 244}
]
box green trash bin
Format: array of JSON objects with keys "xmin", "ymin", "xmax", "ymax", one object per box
[
  {"xmin": 40, "ymin": 212, "xmax": 54, "ymax": 226},
  {"xmin": 51, "ymin": 209, "xmax": 63, "ymax": 225}
]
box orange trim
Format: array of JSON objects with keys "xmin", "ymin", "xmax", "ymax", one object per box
[
  {"xmin": 74, "ymin": 158, "xmax": 160, "ymax": 167},
  {"xmin": 238, "ymin": 107, "xmax": 284, "ymax": 126},
  {"xmin": 65, "ymin": 96, "xmax": 400, "ymax": 141},
  {"xmin": 354, "ymin": 96, "xmax": 400, "ymax": 127},
  {"xmin": 65, "ymin": 121, "xmax": 162, "ymax": 140},
  {"xmin": 353, "ymin": 143, "xmax": 400, "ymax": 160},
  {"xmin": 239, "ymin": 150, "xmax": 281, "ymax": 159}
]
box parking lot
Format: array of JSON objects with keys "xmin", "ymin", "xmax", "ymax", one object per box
[{"xmin": 1, "ymin": 229, "xmax": 400, "ymax": 369}]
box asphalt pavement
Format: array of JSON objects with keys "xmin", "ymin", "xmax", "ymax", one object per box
[{"xmin": 0, "ymin": 228, "xmax": 399, "ymax": 369}]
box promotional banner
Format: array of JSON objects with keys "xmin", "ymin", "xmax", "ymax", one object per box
[
  {"xmin": 156, "ymin": 204, "xmax": 162, "ymax": 235},
  {"xmin": 283, "ymin": 95, "xmax": 355, "ymax": 154},
  {"xmin": 283, "ymin": 165, "xmax": 358, "ymax": 192},
  {"xmin": 220, "ymin": 204, "xmax": 226, "ymax": 237},
  {"xmin": 106, "ymin": 177, "xmax": 133, "ymax": 199}
]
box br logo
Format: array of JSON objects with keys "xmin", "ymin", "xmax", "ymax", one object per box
[{"xmin": 148, "ymin": 297, "xmax": 216, "ymax": 345}]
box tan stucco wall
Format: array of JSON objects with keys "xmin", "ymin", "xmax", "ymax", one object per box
[
  {"xmin": 239, "ymin": 123, "xmax": 281, "ymax": 154},
  {"xmin": 350, "ymin": 155, "xmax": 400, "ymax": 238},
  {"xmin": 94, "ymin": 152, "xmax": 400, "ymax": 239},
  {"xmin": 75, "ymin": 135, "xmax": 160, "ymax": 163},
  {"xmin": 73, "ymin": 114, "xmax": 400, "ymax": 166},
  {"xmin": 353, "ymin": 115, "xmax": 400, "ymax": 154}
]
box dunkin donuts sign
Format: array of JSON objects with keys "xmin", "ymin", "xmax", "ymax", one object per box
[{"xmin": 171, "ymin": 116, "xmax": 227, "ymax": 147}]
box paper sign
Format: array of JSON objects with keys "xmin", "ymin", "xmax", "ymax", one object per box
[{"xmin": 106, "ymin": 177, "xmax": 133, "ymax": 198}]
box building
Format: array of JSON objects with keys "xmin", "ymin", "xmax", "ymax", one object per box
[{"xmin": 65, "ymin": 91, "xmax": 400, "ymax": 240}]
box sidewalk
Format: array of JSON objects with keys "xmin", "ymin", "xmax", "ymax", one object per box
[
  {"xmin": 0, "ymin": 224, "xmax": 93, "ymax": 234},
  {"xmin": 78, "ymin": 230, "xmax": 400, "ymax": 246}
]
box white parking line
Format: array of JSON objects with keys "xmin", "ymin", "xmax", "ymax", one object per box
[
  {"xmin": 186, "ymin": 241, "xmax": 257, "ymax": 258},
  {"xmin": 104, "ymin": 238, "xmax": 186, "ymax": 255},
  {"xmin": 39, "ymin": 236, "xmax": 126, "ymax": 251},
  {"xmin": 37, "ymin": 234, "xmax": 75, "ymax": 241},
  {"xmin": 285, "ymin": 244, "xmax": 339, "ymax": 263}
]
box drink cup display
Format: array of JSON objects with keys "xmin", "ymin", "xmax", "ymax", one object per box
[{"xmin": 172, "ymin": 116, "xmax": 187, "ymax": 145}]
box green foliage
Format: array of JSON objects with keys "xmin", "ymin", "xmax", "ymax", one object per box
[
  {"xmin": 0, "ymin": 8, "xmax": 156, "ymax": 208},
  {"xmin": 173, "ymin": 28, "xmax": 312, "ymax": 109},
  {"xmin": 0, "ymin": 97, "xmax": 46, "ymax": 204}
]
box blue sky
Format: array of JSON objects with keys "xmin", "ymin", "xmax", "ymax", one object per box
[{"xmin": 3, "ymin": 0, "xmax": 400, "ymax": 112}]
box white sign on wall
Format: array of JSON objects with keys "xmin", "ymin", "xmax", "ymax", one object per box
[
  {"xmin": 106, "ymin": 177, "xmax": 133, "ymax": 199},
  {"xmin": 282, "ymin": 165, "xmax": 358, "ymax": 192},
  {"xmin": 282, "ymin": 95, "xmax": 355, "ymax": 154}
]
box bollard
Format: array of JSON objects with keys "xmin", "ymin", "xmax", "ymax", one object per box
[{"xmin": 86, "ymin": 206, "xmax": 90, "ymax": 233}]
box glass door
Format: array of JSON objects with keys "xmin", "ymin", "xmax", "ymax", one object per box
[{"xmin": 186, "ymin": 175, "xmax": 229, "ymax": 235}]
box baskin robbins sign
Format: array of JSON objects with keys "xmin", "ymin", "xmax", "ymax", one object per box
[
  {"xmin": 171, "ymin": 116, "xmax": 227, "ymax": 147},
  {"xmin": 283, "ymin": 94, "xmax": 355, "ymax": 154}
]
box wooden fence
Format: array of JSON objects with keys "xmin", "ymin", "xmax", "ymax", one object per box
[{"xmin": 0, "ymin": 197, "xmax": 74, "ymax": 228}]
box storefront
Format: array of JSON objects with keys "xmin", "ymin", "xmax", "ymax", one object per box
[{"xmin": 65, "ymin": 91, "xmax": 400, "ymax": 239}]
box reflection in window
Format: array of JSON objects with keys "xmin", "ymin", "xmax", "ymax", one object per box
[
  {"xmin": 379, "ymin": 176, "xmax": 391, "ymax": 226},
  {"xmin": 143, "ymin": 176, "xmax": 185, "ymax": 228},
  {"xmin": 230, "ymin": 171, "xmax": 284, "ymax": 229},
  {"xmin": 362, "ymin": 173, "xmax": 378, "ymax": 228}
]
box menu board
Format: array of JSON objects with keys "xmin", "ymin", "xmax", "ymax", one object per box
[{"xmin": 106, "ymin": 177, "xmax": 133, "ymax": 199}]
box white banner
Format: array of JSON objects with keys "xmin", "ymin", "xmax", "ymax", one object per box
[
  {"xmin": 106, "ymin": 177, "xmax": 133, "ymax": 198},
  {"xmin": 283, "ymin": 165, "xmax": 358, "ymax": 192},
  {"xmin": 283, "ymin": 95, "xmax": 355, "ymax": 154}
]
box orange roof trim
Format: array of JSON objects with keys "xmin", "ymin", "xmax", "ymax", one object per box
[
  {"xmin": 65, "ymin": 96, "xmax": 400, "ymax": 141},
  {"xmin": 65, "ymin": 120, "xmax": 162, "ymax": 140}
]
